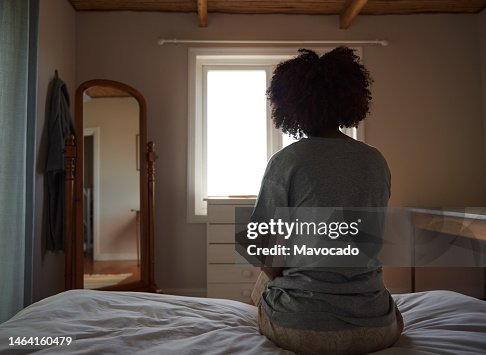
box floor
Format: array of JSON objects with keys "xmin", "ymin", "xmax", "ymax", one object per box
[{"xmin": 84, "ymin": 252, "xmax": 141, "ymax": 286}]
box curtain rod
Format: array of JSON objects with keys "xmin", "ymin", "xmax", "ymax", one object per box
[{"xmin": 157, "ymin": 38, "xmax": 389, "ymax": 47}]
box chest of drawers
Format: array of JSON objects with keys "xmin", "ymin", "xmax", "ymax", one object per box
[{"xmin": 206, "ymin": 198, "xmax": 259, "ymax": 303}]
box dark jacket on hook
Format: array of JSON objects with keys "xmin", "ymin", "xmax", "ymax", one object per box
[{"xmin": 45, "ymin": 71, "xmax": 75, "ymax": 251}]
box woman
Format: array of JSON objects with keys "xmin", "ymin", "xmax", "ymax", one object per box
[{"xmin": 251, "ymin": 47, "xmax": 403, "ymax": 354}]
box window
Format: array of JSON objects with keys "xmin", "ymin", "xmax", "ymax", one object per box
[
  {"xmin": 187, "ymin": 48, "xmax": 363, "ymax": 222},
  {"xmin": 206, "ymin": 69, "xmax": 268, "ymax": 197}
]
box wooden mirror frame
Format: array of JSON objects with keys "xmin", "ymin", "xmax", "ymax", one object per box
[{"xmin": 68, "ymin": 79, "xmax": 158, "ymax": 292}]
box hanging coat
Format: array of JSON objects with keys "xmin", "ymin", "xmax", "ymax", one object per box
[{"xmin": 45, "ymin": 71, "xmax": 75, "ymax": 251}]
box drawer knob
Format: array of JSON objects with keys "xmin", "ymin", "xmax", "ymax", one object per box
[
  {"xmin": 242, "ymin": 289, "xmax": 251, "ymax": 297},
  {"xmin": 242, "ymin": 270, "xmax": 253, "ymax": 278}
]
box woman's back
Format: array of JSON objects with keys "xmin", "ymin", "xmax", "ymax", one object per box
[
  {"xmin": 254, "ymin": 137, "xmax": 395, "ymax": 332},
  {"xmin": 266, "ymin": 137, "xmax": 390, "ymax": 208}
]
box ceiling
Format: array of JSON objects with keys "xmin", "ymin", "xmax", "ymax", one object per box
[{"xmin": 68, "ymin": 0, "xmax": 486, "ymax": 29}]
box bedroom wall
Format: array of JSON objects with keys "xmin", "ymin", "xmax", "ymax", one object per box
[
  {"xmin": 33, "ymin": 0, "xmax": 76, "ymax": 302},
  {"xmin": 479, "ymin": 10, "xmax": 486, "ymax": 166},
  {"xmin": 75, "ymin": 11, "xmax": 486, "ymax": 297},
  {"xmin": 476, "ymin": 9, "xmax": 486, "ymax": 298}
]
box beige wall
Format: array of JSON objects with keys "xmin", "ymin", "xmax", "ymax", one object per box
[
  {"xmin": 75, "ymin": 12, "xmax": 486, "ymax": 295},
  {"xmin": 84, "ymin": 97, "xmax": 140, "ymax": 260},
  {"xmin": 33, "ymin": 0, "xmax": 76, "ymax": 301},
  {"xmin": 479, "ymin": 10, "xmax": 486, "ymax": 165},
  {"xmin": 365, "ymin": 17, "xmax": 485, "ymax": 208},
  {"xmin": 476, "ymin": 10, "xmax": 486, "ymax": 298}
]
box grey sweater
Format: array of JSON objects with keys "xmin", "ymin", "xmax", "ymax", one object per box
[{"xmin": 251, "ymin": 137, "xmax": 397, "ymax": 331}]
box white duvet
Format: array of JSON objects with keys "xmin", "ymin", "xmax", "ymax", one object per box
[{"xmin": 0, "ymin": 290, "xmax": 485, "ymax": 354}]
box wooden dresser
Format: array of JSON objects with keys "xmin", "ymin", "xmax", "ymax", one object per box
[{"xmin": 206, "ymin": 198, "xmax": 259, "ymax": 303}]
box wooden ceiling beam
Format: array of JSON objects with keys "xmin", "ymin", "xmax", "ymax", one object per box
[
  {"xmin": 68, "ymin": 1, "xmax": 486, "ymax": 15},
  {"xmin": 197, "ymin": 0, "xmax": 208, "ymax": 27},
  {"xmin": 340, "ymin": 0, "xmax": 368, "ymax": 29}
]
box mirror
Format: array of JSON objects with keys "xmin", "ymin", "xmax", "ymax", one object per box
[{"xmin": 70, "ymin": 79, "xmax": 158, "ymax": 292}]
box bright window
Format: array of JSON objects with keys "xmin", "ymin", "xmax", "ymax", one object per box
[
  {"xmin": 187, "ymin": 48, "xmax": 363, "ymax": 222},
  {"xmin": 206, "ymin": 69, "xmax": 268, "ymax": 197}
]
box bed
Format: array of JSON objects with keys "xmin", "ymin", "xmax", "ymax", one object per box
[{"xmin": 0, "ymin": 290, "xmax": 485, "ymax": 354}]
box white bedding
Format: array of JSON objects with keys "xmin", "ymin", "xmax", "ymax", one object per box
[{"xmin": 0, "ymin": 290, "xmax": 485, "ymax": 354}]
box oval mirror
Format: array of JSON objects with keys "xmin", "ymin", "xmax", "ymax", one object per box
[{"xmin": 70, "ymin": 79, "xmax": 157, "ymax": 292}]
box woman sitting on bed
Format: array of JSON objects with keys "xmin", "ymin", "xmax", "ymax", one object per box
[{"xmin": 251, "ymin": 47, "xmax": 403, "ymax": 355}]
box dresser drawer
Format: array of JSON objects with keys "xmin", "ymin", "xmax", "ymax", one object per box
[
  {"xmin": 207, "ymin": 204, "xmax": 254, "ymax": 223},
  {"xmin": 207, "ymin": 224, "xmax": 249, "ymax": 243},
  {"xmin": 207, "ymin": 283, "xmax": 255, "ymax": 303},
  {"xmin": 207, "ymin": 264, "xmax": 260, "ymax": 283},
  {"xmin": 207, "ymin": 244, "xmax": 249, "ymax": 264}
]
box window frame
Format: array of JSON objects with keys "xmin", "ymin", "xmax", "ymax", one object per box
[{"xmin": 187, "ymin": 47, "xmax": 364, "ymax": 223}]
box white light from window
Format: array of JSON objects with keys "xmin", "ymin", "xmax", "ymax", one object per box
[
  {"xmin": 282, "ymin": 133, "xmax": 299, "ymax": 148},
  {"xmin": 341, "ymin": 127, "xmax": 357, "ymax": 139},
  {"xmin": 206, "ymin": 70, "xmax": 267, "ymax": 197},
  {"xmin": 280, "ymin": 127, "xmax": 358, "ymax": 149}
]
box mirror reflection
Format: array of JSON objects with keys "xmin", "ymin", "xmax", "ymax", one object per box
[{"xmin": 82, "ymin": 85, "xmax": 141, "ymax": 289}]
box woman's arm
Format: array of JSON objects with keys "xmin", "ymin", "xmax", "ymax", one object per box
[{"xmin": 250, "ymin": 268, "xmax": 284, "ymax": 306}]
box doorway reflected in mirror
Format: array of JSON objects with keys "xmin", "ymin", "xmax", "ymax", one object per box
[{"xmin": 82, "ymin": 88, "xmax": 140, "ymax": 289}]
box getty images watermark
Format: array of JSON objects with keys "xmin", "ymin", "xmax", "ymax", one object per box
[
  {"xmin": 234, "ymin": 207, "xmax": 486, "ymax": 268},
  {"xmin": 245, "ymin": 217, "xmax": 362, "ymax": 257}
]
